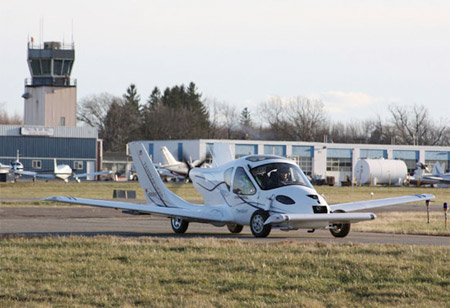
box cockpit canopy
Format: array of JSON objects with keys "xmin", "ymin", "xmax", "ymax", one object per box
[{"xmin": 250, "ymin": 162, "xmax": 313, "ymax": 190}]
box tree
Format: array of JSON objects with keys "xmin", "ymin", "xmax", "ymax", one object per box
[
  {"xmin": 77, "ymin": 93, "xmax": 119, "ymax": 138},
  {"xmin": 259, "ymin": 96, "xmax": 328, "ymax": 141},
  {"xmin": 239, "ymin": 107, "xmax": 252, "ymax": 127},
  {"xmin": 388, "ymin": 104, "xmax": 447, "ymax": 145},
  {"xmin": 103, "ymin": 100, "xmax": 127, "ymax": 151},
  {"xmin": 0, "ymin": 103, "xmax": 21, "ymax": 124},
  {"xmin": 141, "ymin": 82, "xmax": 210, "ymax": 140},
  {"xmin": 123, "ymin": 84, "xmax": 140, "ymax": 108},
  {"xmin": 147, "ymin": 87, "xmax": 161, "ymax": 109}
]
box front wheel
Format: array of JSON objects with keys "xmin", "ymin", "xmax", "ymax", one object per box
[
  {"xmin": 250, "ymin": 210, "xmax": 271, "ymax": 238},
  {"xmin": 171, "ymin": 217, "xmax": 189, "ymax": 234},
  {"xmin": 227, "ymin": 223, "xmax": 243, "ymax": 234}
]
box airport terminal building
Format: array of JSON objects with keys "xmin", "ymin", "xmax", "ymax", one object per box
[
  {"xmin": 139, "ymin": 139, "xmax": 450, "ymax": 185},
  {"xmin": 0, "ymin": 125, "xmax": 101, "ymax": 177}
]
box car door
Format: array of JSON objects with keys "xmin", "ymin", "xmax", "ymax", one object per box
[{"xmin": 226, "ymin": 166, "xmax": 261, "ymax": 225}]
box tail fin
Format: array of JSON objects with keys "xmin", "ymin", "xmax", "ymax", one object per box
[
  {"xmin": 129, "ymin": 142, "xmax": 187, "ymax": 208},
  {"xmin": 211, "ymin": 143, "xmax": 234, "ymax": 167},
  {"xmin": 432, "ymin": 162, "xmax": 445, "ymax": 176},
  {"xmin": 161, "ymin": 146, "xmax": 178, "ymax": 166}
]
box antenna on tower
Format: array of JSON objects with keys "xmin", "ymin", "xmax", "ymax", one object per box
[{"xmin": 71, "ymin": 19, "xmax": 74, "ymax": 47}]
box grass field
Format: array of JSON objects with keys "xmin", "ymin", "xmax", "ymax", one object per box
[
  {"xmin": 0, "ymin": 236, "xmax": 449, "ymax": 307},
  {"xmin": 1, "ymin": 181, "xmax": 449, "ymax": 204}
]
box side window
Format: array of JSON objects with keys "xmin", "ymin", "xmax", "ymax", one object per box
[
  {"xmin": 232, "ymin": 167, "xmax": 256, "ymax": 195},
  {"xmin": 224, "ymin": 167, "xmax": 233, "ymax": 190},
  {"xmin": 32, "ymin": 160, "xmax": 42, "ymax": 169}
]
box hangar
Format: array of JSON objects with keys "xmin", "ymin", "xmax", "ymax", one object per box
[
  {"xmin": 138, "ymin": 139, "xmax": 450, "ymax": 186},
  {"xmin": 0, "ymin": 125, "xmax": 102, "ymax": 178}
]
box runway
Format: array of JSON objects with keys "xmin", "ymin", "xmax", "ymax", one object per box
[{"xmin": 1, "ymin": 206, "xmax": 448, "ymax": 246}]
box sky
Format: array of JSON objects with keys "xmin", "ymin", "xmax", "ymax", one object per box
[{"xmin": 1, "ymin": 0, "xmax": 449, "ymax": 123}]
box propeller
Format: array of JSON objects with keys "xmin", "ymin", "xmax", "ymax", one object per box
[{"xmin": 181, "ymin": 153, "xmax": 209, "ymax": 182}]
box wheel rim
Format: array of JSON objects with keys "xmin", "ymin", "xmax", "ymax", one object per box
[
  {"xmin": 252, "ymin": 215, "xmax": 264, "ymax": 233},
  {"xmin": 172, "ymin": 218, "xmax": 182, "ymax": 229},
  {"xmin": 334, "ymin": 224, "xmax": 342, "ymax": 232}
]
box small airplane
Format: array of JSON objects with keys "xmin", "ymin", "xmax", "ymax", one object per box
[
  {"xmin": 410, "ymin": 162, "xmax": 450, "ymax": 186},
  {"xmin": 158, "ymin": 146, "xmax": 208, "ymax": 180},
  {"xmin": 45, "ymin": 142, "xmax": 434, "ymax": 238},
  {"xmin": 0, "ymin": 150, "xmax": 24, "ymax": 173},
  {"xmin": 16, "ymin": 158, "xmax": 110, "ymax": 183}
]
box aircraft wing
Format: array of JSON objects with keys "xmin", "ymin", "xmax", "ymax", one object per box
[
  {"xmin": 265, "ymin": 212, "xmax": 376, "ymax": 225},
  {"xmin": 73, "ymin": 171, "xmax": 111, "ymax": 179},
  {"xmin": 15, "ymin": 170, "xmax": 56, "ymax": 179},
  {"xmin": 43, "ymin": 196, "xmax": 226, "ymax": 222},
  {"xmin": 424, "ymin": 176, "xmax": 450, "ymax": 184},
  {"xmin": 329, "ymin": 194, "xmax": 435, "ymax": 212}
]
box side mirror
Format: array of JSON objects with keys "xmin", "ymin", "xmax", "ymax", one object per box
[{"xmin": 233, "ymin": 188, "xmax": 242, "ymax": 195}]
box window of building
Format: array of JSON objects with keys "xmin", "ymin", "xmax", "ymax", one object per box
[
  {"xmin": 60, "ymin": 117, "xmax": 66, "ymax": 126},
  {"xmin": 425, "ymin": 151, "xmax": 450, "ymax": 173},
  {"xmin": 326, "ymin": 149, "xmax": 352, "ymax": 172},
  {"xmin": 205, "ymin": 143, "xmax": 214, "ymax": 164},
  {"xmin": 74, "ymin": 161, "xmax": 83, "ymax": 170},
  {"xmin": 327, "ymin": 157, "xmax": 352, "ymax": 172},
  {"xmin": 235, "ymin": 144, "xmax": 258, "ymax": 158},
  {"xmin": 53, "ymin": 59, "xmax": 63, "ymax": 75},
  {"xmin": 41, "ymin": 60, "xmax": 51, "ymax": 75},
  {"xmin": 393, "ymin": 150, "xmax": 419, "ymax": 175},
  {"xmin": 30, "ymin": 60, "xmax": 41, "ymax": 75},
  {"xmin": 264, "ymin": 145, "xmax": 286, "ymax": 157},
  {"xmin": 291, "ymin": 146, "xmax": 313, "ymax": 175},
  {"xmin": 360, "ymin": 149, "xmax": 387, "ymax": 159},
  {"xmin": 32, "ymin": 160, "xmax": 42, "ymax": 169}
]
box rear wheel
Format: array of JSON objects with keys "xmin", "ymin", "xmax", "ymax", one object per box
[
  {"xmin": 227, "ymin": 223, "xmax": 243, "ymax": 234},
  {"xmin": 329, "ymin": 210, "xmax": 351, "ymax": 238},
  {"xmin": 250, "ymin": 210, "xmax": 271, "ymax": 238},
  {"xmin": 171, "ymin": 217, "xmax": 189, "ymax": 234}
]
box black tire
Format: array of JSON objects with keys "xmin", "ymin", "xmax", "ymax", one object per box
[
  {"xmin": 250, "ymin": 210, "xmax": 271, "ymax": 238},
  {"xmin": 329, "ymin": 210, "xmax": 351, "ymax": 238},
  {"xmin": 171, "ymin": 217, "xmax": 189, "ymax": 234},
  {"xmin": 227, "ymin": 223, "xmax": 244, "ymax": 234}
]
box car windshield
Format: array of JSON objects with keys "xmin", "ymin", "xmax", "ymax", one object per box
[{"xmin": 250, "ymin": 163, "xmax": 313, "ymax": 190}]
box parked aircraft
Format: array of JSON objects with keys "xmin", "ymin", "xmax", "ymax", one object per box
[
  {"xmin": 0, "ymin": 150, "xmax": 24, "ymax": 173},
  {"xmin": 410, "ymin": 162, "xmax": 450, "ymax": 186},
  {"xmin": 16, "ymin": 159, "xmax": 110, "ymax": 183},
  {"xmin": 158, "ymin": 146, "xmax": 207, "ymax": 179},
  {"xmin": 45, "ymin": 142, "xmax": 434, "ymax": 238}
]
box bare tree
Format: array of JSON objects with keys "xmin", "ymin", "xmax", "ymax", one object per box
[
  {"xmin": 388, "ymin": 104, "xmax": 447, "ymax": 145},
  {"xmin": 0, "ymin": 103, "xmax": 21, "ymax": 124},
  {"xmin": 77, "ymin": 93, "xmax": 121, "ymax": 138},
  {"xmin": 259, "ymin": 96, "xmax": 328, "ymax": 141}
]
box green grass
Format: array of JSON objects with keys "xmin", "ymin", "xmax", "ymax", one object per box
[{"xmin": 0, "ymin": 236, "xmax": 449, "ymax": 307}]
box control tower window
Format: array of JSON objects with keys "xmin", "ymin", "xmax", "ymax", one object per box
[
  {"xmin": 30, "ymin": 60, "xmax": 41, "ymax": 75},
  {"xmin": 54, "ymin": 60, "xmax": 63, "ymax": 75},
  {"xmin": 62, "ymin": 60, "xmax": 73, "ymax": 75},
  {"xmin": 41, "ymin": 60, "xmax": 51, "ymax": 74}
]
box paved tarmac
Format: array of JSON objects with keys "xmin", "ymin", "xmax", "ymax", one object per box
[{"xmin": 1, "ymin": 206, "xmax": 448, "ymax": 246}]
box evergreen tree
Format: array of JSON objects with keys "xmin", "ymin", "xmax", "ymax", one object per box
[
  {"xmin": 147, "ymin": 87, "xmax": 161, "ymax": 109},
  {"xmin": 239, "ymin": 107, "xmax": 252, "ymax": 127},
  {"xmin": 123, "ymin": 84, "xmax": 140, "ymax": 108}
]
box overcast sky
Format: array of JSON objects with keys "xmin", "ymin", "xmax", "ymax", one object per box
[{"xmin": 1, "ymin": 0, "xmax": 449, "ymax": 123}]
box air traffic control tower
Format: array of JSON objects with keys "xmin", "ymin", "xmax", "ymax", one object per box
[{"xmin": 23, "ymin": 40, "xmax": 77, "ymax": 126}]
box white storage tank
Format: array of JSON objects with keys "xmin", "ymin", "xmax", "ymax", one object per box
[{"xmin": 354, "ymin": 159, "xmax": 407, "ymax": 186}]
